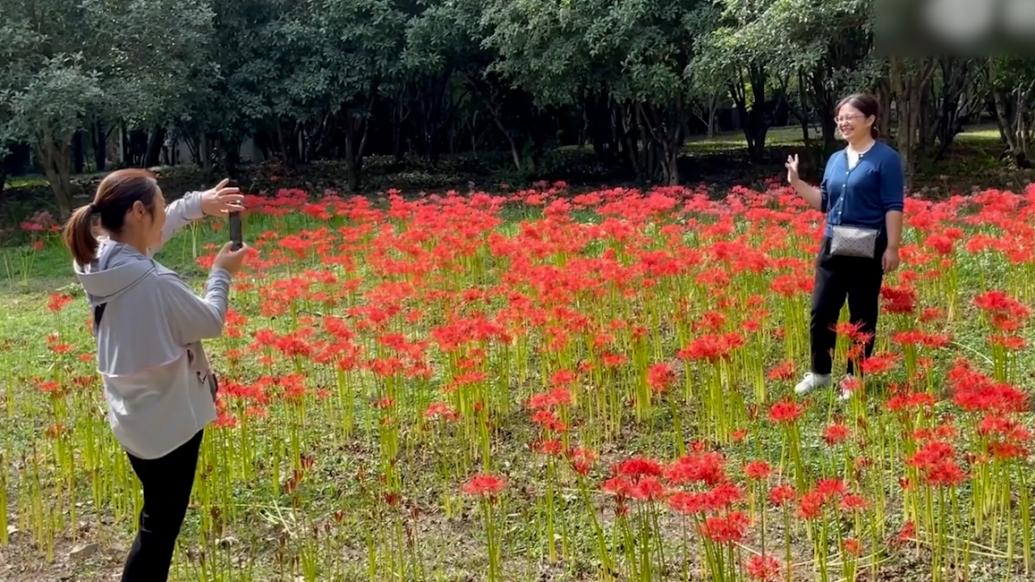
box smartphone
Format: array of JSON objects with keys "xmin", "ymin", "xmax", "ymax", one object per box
[{"xmin": 229, "ymin": 212, "xmax": 243, "ymax": 250}]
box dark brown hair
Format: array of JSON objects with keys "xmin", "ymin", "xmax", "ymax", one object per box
[
  {"xmin": 63, "ymin": 169, "xmax": 160, "ymax": 265},
  {"xmin": 835, "ymin": 93, "xmax": 880, "ymax": 139}
]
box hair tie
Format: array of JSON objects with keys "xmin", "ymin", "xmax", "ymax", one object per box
[{"xmin": 89, "ymin": 203, "xmax": 98, "ymax": 214}]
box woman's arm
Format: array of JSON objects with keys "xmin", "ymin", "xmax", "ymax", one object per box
[
  {"xmin": 786, "ymin": 154, "xmax": 825, "ymax": 211},
  {"xmin": 881, "ymin": 153, "xmax": 906, "ymax": 272},
  {"xmin": 155, "ymin": 191, "xmax": 205, "ymax": 252},
  {"xmin": 152, "ymin": 180, "xmax": 245, "ymax": 255},
  {"xmin": 159, "ymin": 268, "xmax": 232, "ymax": 345}
]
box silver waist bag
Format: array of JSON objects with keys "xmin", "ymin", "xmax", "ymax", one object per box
[{"xmin": 829, "ymin": 225, "xmax": 879, "ymax": 258}]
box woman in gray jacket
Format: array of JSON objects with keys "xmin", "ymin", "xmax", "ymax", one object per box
[{"xmin": 62, "ymin": 168, "xmax": 248, "ymax": 581}]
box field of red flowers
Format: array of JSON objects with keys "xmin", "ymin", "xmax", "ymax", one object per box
[{"xmin": 1, "ymin": 182, "xmax": 1034, "ymax": 581}]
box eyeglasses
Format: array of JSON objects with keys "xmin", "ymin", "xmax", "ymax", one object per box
[{"xmin": 834, "ymin": 114, "xmax": 865, "ymax": 124}]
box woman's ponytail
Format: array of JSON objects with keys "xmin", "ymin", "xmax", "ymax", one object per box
[
  {"xmin": 61, "ymin": 169, "xmax": 159, "ymax": 266},
  {"xmin": 63, "ymin": 204, "xmax": 99, "ymax": 265}
]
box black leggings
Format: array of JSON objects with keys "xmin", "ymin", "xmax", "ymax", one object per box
[
  {"xmin": 122, "ymin": 430, "xmax": 203, "ymax": 582},
  {"xmin": 809, "ymin": 238, "xmax": 885, "ymax": 376}
]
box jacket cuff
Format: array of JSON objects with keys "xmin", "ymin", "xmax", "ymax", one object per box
[{"xmin": 181, "ymin": 191, "xmax": 206, "ymax": 221}]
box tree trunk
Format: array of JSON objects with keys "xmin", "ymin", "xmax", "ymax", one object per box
[
  {"xmin": 92, "ymin": 121, "xmax": 108, "ymax": 172},
  {"xmin": 72, "ymin": 130, "xmax": 85, "ymax": 174},
  {"xmin": 343, "ymin": 101, "xmax": 373, "ymax": 192},
  {"xmin": 200, "ymin": 133, "xmax": 211, "ymax": 170},
  {"xmin": 37, "ymin": 129, "xmax": 76, "ymax": 217},
  {"xmin": 889, "ymin": 57, "xmax": 937, "ymax": 187},
  {"xmin": 144, "ymin": 126, "xmax": 165, "ymax": 167}
]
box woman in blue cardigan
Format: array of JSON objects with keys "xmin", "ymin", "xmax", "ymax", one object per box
[{"xmin": 784, "ymin": 93, "xmax": 905, "ymax": 399}]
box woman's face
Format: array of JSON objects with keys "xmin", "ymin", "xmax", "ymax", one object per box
[
  {"xmin": 835, "ymin": 104, "xmax": 875, "ymax": 143},
  {"xmin": 147, "ymin": 188, "xmax": 167, "ymax": 249},
  {"xmin": 126, "ymin": 185, "xmax": 167, "ymax": 250}
]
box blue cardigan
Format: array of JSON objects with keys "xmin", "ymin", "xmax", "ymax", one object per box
[{"xmin": 820, "ymin": 141, "xmax": 905, "ymax": 236}]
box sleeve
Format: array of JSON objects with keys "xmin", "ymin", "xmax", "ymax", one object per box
[
  {"xmin": 880, "ymin": 152, "xmax": 905, "ymax": 212},
  {"xmin": 159, "ymin": 267, "xmax": 232, "ymax": 345},
  {"xmin": 153, "ymin": 191, "xmax": 205, "ymax": 254},
  {"xmin": 819, "ymin": 157, "xmax": 832, "ymax": 213}
]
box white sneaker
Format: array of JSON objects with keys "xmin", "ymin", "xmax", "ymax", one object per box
[
  {"xmin": 794, "ymin": 372, "xmax": 832, "ymax": 396},
  {"xmin": 837, "ymin": 374, "xmax": 858, "ymax": 401}
]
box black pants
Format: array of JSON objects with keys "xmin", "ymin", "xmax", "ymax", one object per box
[
  {"xmin": 122, "ymin": 430, "xmax": 203, "ymax": 582},
  {"xmin": 810, "ymin": 237, "xmax": 885, "ymax": 376}
]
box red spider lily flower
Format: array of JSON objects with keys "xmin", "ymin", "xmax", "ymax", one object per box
[
  {"xmin": 886, "ymin": 390, "xmax": 936, "ymax": 413},
  {"xmin": 677, "ymin": 332, "xmax": 745, "ymax": 362},
  {"xmin": 665, "ymin": 451, "xmax": 726, "ymax": 486},
  {"xmin": 668, "ymin": 491, "xmax": 712, "ymax": 515},
  {"xmin": 701, "ymin": 511, "xmax": 750, "ymax": 544},
  {"xmin": 46, "ymin": 332, "xmax": 73, "ymax": 355},
  {"xmin": 973, "ymin": 290, "xmax": 1031, "ymax": 331},
  {"xmin": 744, "ymin": 460, "xmax": 772, "ymax": 481},
  {"xmin": 746, "ymin": 554, "xmax": 783, "ymax": 582},
  {"xmin": 629, "ymin": 476, "xmax": 666, "ymax": 501},
  {"xmin": 768, "ymin": 399, "xmax": 804, "ymax": 424},
  {"xmin": 646, "ymin": 362, "xmax": 676, "ymax": 393},
  {"xmin": 535, "ymin": 439, "xmax": 565, "ymax": 456},
  {"xmin": 840, "ymin": 494, "xmax": 868, "ymax": 513},
  {"xmin": 989, "ymin": 334, "xmax": 1027, "ymax": 351},
  {"xmin": 47, "ymin": 293, "xmax": 74, "ymax": 313},
  {"xmin": 881, "ymin": 285, "xmax": 917, "ymax": 314},
  {"xmin": 768, "ymin": 485, "xmax": 797, "ymax": 507},
  {"xmin": 568, "ymin": 447, "xmax": 598, "ymax": 476},
  {"xmin": 531, "ymin": 409, "xmax": 567, "ymax": 432},
  {"xmin": 462, "ymin": 474, "xmax": 507, "ymax": 499},
  {"xmin": 424, "ymin": 402, "xmax": 459, "ymax": 422},
  {"xmin": 948, "ymin": 358, "xmax": 1028, "ymax": 414},
  {"xmin": 823, "ymin": 422, "xmax": 850, "ymax": 446},
  {"xmin": 766, "ymin": 360, "xmax": 796, "ymax": 381},
  {"xmin": 897, "ymin": 521, "xmax": 916, "ymax": 543},
  {"xmin": 860, "ymin": 352, "xmax": 899, "ymax": 375},
  {"xmin": 616, "ymin": 457, "xmax": 665, "ymax": 479},
  {"xmin": 908, "ymin": 441, "xmax": 967, "ymax": 487},
  {"xmin": 842, "ymin": 537, "xmax": 862, "ymax": 556}
]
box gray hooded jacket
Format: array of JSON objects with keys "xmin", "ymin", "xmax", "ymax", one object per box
[{"xmin": 74, "ymin": 192, "xmax": 231, "ymax": 459}]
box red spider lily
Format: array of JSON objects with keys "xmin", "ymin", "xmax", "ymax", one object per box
[
  {"xmin": 886, "ymin": 390, "xmax": 936, "ymax": 413},
  {"xmin": 700, "ymin": 511, "xmax": 750, "ymax": 544},
  {"xmin": 861, "ymin": 352, "xmax": 899, "ymax": 375},
  {"xmin": 46, "ymin": 332, "xmax": 73, "ymax": 355},
  {"xmin": 534, "ymin": 439, "xmax": 565, "ymax": 456},
  {"xmin": 530, "ymin": 409, "xmax": 567, "ymax": 433},
  {"xmin": 842, "ymin": 537, "xmax": 863, "ymax": 556},
  {"xmin": 462, "ymin": 474, "xmax": 507, "ymax": 499},
  {"xmin": 892, "ymin": 330, "xmax": 952, "ymax": 349},
  {"xmin": 766, "ymin": 360, "xmax": 796, "ymax": 381},
  {"xmin": 568, "ymin": 447, "xmax": 598, "ymax": 476},
  {"xmin": 746, "ymin": 554, "xmax": 783, "ymax": 581},
  {"xmin": 768, "ymin": 399, "xmax": 804, "ymax": 424},
  {"xmin": 615, "ymin": 457, "xmax": 665, "ymax": 479},
  {"xmin": 897, "ymin": 520, "xmax": 916, "ymax": 543},
  {"xmin": 744, "ymin": 460, "xmax": 773, "ymax": 481},
  {"xmin": 646, "ymin": 362, "xmax": 676, "ymax": 393},
  {"xmin": 880, "ymin": 285, "xmax": 917, "ymax": 314},
  {"xmin": 948, "ymin": 359, "xmax": 1029, "ymax": 413},
  {"xmin": 665, "ymin": 451, "xmax": 726, "ymax": 486},
  {"xmin": 908, "ymin": 441, "xmax": 967, "ymax": 487},
  {"xmin": 424, "ymin": 402, "xmax": 459, "ymax": 422},
  {"xmin": 973, "ymin": 290, "xmax": 1031, "ymax": 331},
  {"xmin": 677, "ymin": 332, "xmax": 745, "ymax": 362},
  {"xmin": 823, "ymin": 422, "xmax": 850, "ymax": 446},
  {"xmin": 840, "ymin": 494, "xmax": 869, "ymax": 513},
  {"xmin": 768, "ymin": 484, "xmax": 797, "ymax": 507},
  {"xmin": 47, "ymin": 293, "xmax": 73, "ymax": 313}
]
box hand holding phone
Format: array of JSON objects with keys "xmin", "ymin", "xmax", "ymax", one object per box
[{"xmin": 229, "ymin": 211, "xmax": 243, "ymax": 250}]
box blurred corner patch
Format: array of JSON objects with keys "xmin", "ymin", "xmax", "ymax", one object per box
[{"xmin": 874, "ymin": 0, "xmax": 1035, "ymax": 56}]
